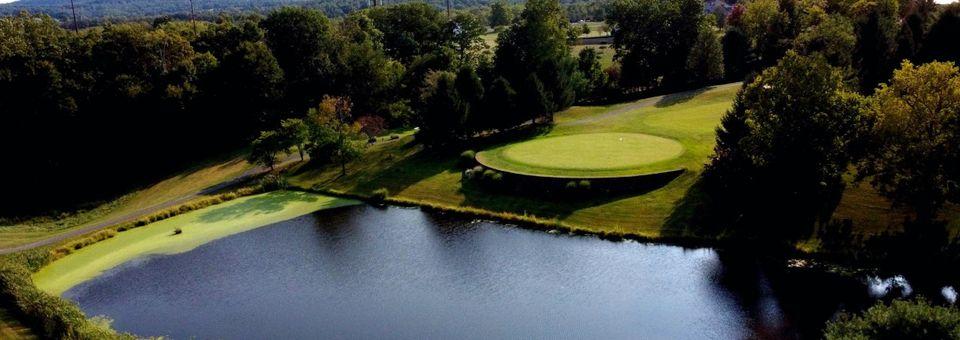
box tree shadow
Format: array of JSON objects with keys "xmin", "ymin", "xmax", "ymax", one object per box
[
  {"xmin": 654, "ymin": 85, "xmax": 713, "ymax": 108},
  {"xmin": 195, "ymin": 190, "xmax": 319, "ymax": 223},
  {"xmin": 457, "ymin": 170, "xmax": 684, "ymax": 221}
]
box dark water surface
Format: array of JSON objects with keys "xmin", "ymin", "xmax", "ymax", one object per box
[{"xmin": 66, "ymin": 206, "xmax": 901, "ymax": 339}]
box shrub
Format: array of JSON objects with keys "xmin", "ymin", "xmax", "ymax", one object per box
[
  {"xmin": 578, "ymin": 180, "xmax": 592, "ymax": 190},
  {"xmin": 259, "ymin": 174, "xmax": 288, "ymax": 190},
  {"xmin": 565, "ymin": 181, "xmax": 578, "ymax": 190},
  {"xmin": 482, "ymin": 169, "xmax": 497, "ymax": 180},
  {"xmin": 390, "ymin": 134, "xmax": 400, "ymax": 140},
  {"xmin": 371, "ymin": 188, "xmax": 389, "ymax": 202},
  {"xmin": 824, "ymin": 299, "xmax": 960, "ymax": 339},
  {"xmin": 459, "ymin": 150, "xmax": 477, "ymax": 168},
  {"xmin": 472, "ymin": 165, "xmax": 484, "ymax": 173}
]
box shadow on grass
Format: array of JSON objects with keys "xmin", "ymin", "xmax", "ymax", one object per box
[
  {"xmin": 195, "ymin": 191, "xmax": 319, "ymax": 223},
  {"xmin": 654, "ymin": 86, "xmax": 713, "ymax": 108},
  {"xmin": 456, "ymin": 170, "xmax": 683, "ymax": 221}
]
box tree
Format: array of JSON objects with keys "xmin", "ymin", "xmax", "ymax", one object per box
[
  {"xmin": 518, "ymin": 73, "xmax": 553, "ymax": 122},
  {"xmin": 919, "ymin": 4, "xmax": 960, "ymax": 64},
  {"xmin": 418, "ymin": 71, "xmax": 466, "ymax": 145},
  {"xmin": 686, "ymin": 20, "xmax": 725, "ymax": 85},
  {"xmin": 334, "ymin": 13, "xmax": 403, "ymax": 117},
  {"xmin": 852, "ymin": 0, "xmax": 900, "ymax": 92},
  {"xmin": 279, "ymin": 118, "xmax": 309, "ymax": 161},
  {"xmin": 825, "ymin": 299, "xmax": 960, "ymax": 340},
  {"xmin": 305, "ymin": 96, "xmax": 365, "ymax": 176},
  {"xmin": 455, "ymin": 66, "xmax": 485, "ymax": 133},
  {"xmin": 367, "ymin": 3, "xmax": 448, "ymax": 65},
  {"xmin": 577, "ymin": 47, "xmax": 608, "ymax": 98},
  {"xmin": 261, "ymin": 8, "xmax": 337, "ymax": 110},
  {"xmin": 858, "ymin": 61, "xmax": 960, "ymax": 224},
  {"xmin": 794, "ymin": 14, "xmax": 856, "ymax": 70},
  {"xmin": 482, "ymin": 76, "xmax": 518, "ymax": 129},
  {"xmin": 494, "ymin": 0, "xmax": 579, "ymax": 115},
  {"xmin": 722, "ymin": 27, "xmax": 752, "ymax": 80},
  {"xmin": 489, "ymin": 0, "xmax": 513, "ymax": 27},
  {"xmin": 446, "ymin": 13, "xmax": 487, "ymax": 66},
  {"xmin": 705, "ymin": 52, "xmax": 867, "ymax": 240},
  {"xmin": 607, "ymin": 0, "xmax": 705, "ymax": 89},
  {"xmin": 248, "ymin": 130, "xmax": 285, "ymax": 171}
]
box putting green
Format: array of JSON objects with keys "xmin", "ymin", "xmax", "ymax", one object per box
[{"xmin": 476, "ymin": 132, "xmax": 685, "ymax": 178}]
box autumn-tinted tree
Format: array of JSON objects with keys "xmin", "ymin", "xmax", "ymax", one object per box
[{"xmin": 306, "ymin": 96, "xmax": 365, "ymax": 175}]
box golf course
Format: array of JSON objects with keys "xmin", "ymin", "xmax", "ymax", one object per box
[{"xmin": 476, "ymin": 132, "xmax": 685, "ymax": 178}]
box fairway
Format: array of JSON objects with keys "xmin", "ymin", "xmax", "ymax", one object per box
[{"xmin": 477, "ymin": 133, "xmax": 684, "ymax": 178}]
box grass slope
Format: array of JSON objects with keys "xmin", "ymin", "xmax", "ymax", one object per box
[
  {"xmin": 290, "ymin": 83, "xmax": 742, "ymax": 238},
  {"xmin": 0, "ymin": 307, "xmax": 35, "ymax": 340},
  {"xmin": 477, "ymin": 132, "xmax": 684, "ymax": 177},
  {"xmin": 0, "ymin": 156, "xmax": 255, "ymax": 249},
  {"xmin": 33, "ymin": 191, "xmax": 358, "ymax": 296}
]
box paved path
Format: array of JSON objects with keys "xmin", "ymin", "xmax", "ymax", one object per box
[{"xmin": 0, "ymin": 154, "xmax": 305, "ymax": 255}]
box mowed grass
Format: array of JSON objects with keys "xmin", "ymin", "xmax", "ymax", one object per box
[
  {"xmin": 290, "ymin": 83, "xmax": 742, "ymax": 238},
  {"xmin": 33, "ymin": 191, "xmax": 359, "ymax": 296},
  {"xmin": 477, "ymin": 132, "xmax": 684, "ymax": 177},
  {"xmin": 0, "ymin": 156, "xmax": 255, "ymax": 248}
]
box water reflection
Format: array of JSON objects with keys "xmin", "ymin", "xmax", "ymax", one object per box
[{"xmin": 62, "ymin": 205, "xmax": 941, "ymax": 339}]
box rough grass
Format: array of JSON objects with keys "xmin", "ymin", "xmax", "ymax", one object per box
[
  {"xmin": 289, "ymin": 83, "xmax": 742, "ymax": 239},
  {"xmin": 0, "ymin": 156, "xmax": 255, "ymax": 248},
  {"xmin": 477, "ymin": 132, "xmax": 684, "ymax": 178},
  {"xmin": 32, "ymin": 191, "xmax": 359, "ymax": 296}
]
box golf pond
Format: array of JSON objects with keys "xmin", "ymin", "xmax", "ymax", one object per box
[{"xmin": 32, "ymin": 191, "xmax": 951, "ymax": 339}]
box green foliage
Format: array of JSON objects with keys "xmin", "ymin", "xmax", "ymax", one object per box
[
  {"xmin": 306, "ymin": 96, "xmax": 366, "ymax": 175},
  {"xmin": 367, "ymin": 3, "xmax": 448, "ymax": 65},
  {"xmin": 706, "ymin": 52, "xmax": 866, "ymax": 240},
  {"xmin": 0, "ymin": 260, "xmax": 127, "ymax": 339},
  {"xmin": 721, "ymin": 27, "xmax": 752, "ymax": 80},
  {"xmin": 494, "ymin": 0, "xmax": 580, "ymax": 118},
  {"xmin": 419, "ymin": 71, "xmax": 467, "ymax": 145},
  {"xmin": 685, "ymin": 19, "xmax": 725, "ymax": 85},
  {"xmin": 262, "ymin": 7, "xmax": 337, "ymax": 110},
  {"xmin": 459, "ymin": 150, "xmax": 477, "ymax": 168},
  {"xmin": 919, "ymin": 4, "xmax": 960, "ymax": 64},
  {"xmin": 489, "ymin": 0, "xmax": 513, "ymax": 27},
  {"xmin": 577, "ymin": 47, "xmax": 609, "ymax": 99},
  {"xmin": 371, "ymin": 188, "xmax": 390, "ymax": 202},
  {"xmin": 248, "ymin": 130, "xmax": 285, "ymax": 170},
  {"xmin": 824, "ymin": 299, "xmax": 960, "ymax": 340},
  {"xmin": 794, "ymin": 14, "xmax": 856, "ymax": 70},
  {"xmin": 607, "ymin": 0, "xmax": 705, "ymax": 88},
  {"xmin": 858, "ymin": 61, "xmax": 960, "ymax": 223},
  {"xmin": 578, "ymin": 179, "xmax": 591, "ymax": 190}
]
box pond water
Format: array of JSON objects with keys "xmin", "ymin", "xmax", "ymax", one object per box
[{"xmin": 62, "ymin": 205, "xmax": 931, "ymax": 339}]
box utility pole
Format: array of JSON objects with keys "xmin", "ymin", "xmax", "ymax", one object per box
[
  {"xmin": 189, "ymin": 0, "xmax": 197, "ymax": 32},
  {"xmin": 69, "ymin": 0, "xmax": 79, "ymax": 33},
  {"xmin": 446, "ymin": 0, "xmax": 451, "ymax": 18}
]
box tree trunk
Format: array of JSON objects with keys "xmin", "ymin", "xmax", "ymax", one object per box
[
  {"xmin": 341, "ymin": 161, "xmax": 347, "ymax": 176},
  {"xmin": 298, "ymin": 145, "xmax": 304, "ymax": 161}
]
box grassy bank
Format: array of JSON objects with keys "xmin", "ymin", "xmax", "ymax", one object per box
[
  {"xmin": 0, "ymin": 155, "xmax": 255, "ymax": 249},
  {"xmin": 290, "ymin": 83, "xmax": 741, "ymax": 239},
  {"xmin": 33, "ymin": 190, "xmax": 358, "ymax": 296}
]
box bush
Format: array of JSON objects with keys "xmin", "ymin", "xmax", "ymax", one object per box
[
  {"xmin": 371, "ymin": 188, "xmax": 389, "ymax": 202},
  {"xmin": 259, "ymin": 174, "xmax": 288, "ymax": 190},
  {"xmin": 459, "ymin": 150, "xmax": 477, "ymax": 168},
  {"xmin": 172, "ymin": 228, "xmax": 183, "ymax": 235},
  {"xmin": 824, "ymin": 299, "xmax": 960, "ymax": 339},
  {"xmin": 565, "ymin": 181, "xmax": 578, "ymax": 190},
  {"xmin": 578, "ymin": 180, "xmax": 591, "ymax": 190}
]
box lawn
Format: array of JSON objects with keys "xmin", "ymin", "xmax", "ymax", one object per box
[
  {"xmin": 289, "ymin": 83, "xmax": 742, "ymax": 238},
  {"xmin": 32, "ymin": 191, "xmax": 359, "ymax": 296},
  {"xmin": 0, "ymin": 155, "xmax": 256, "ymax": 249},
  {"xmin": 476, "ymin": 132, "xmax": 684, "ymax": 178}
]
